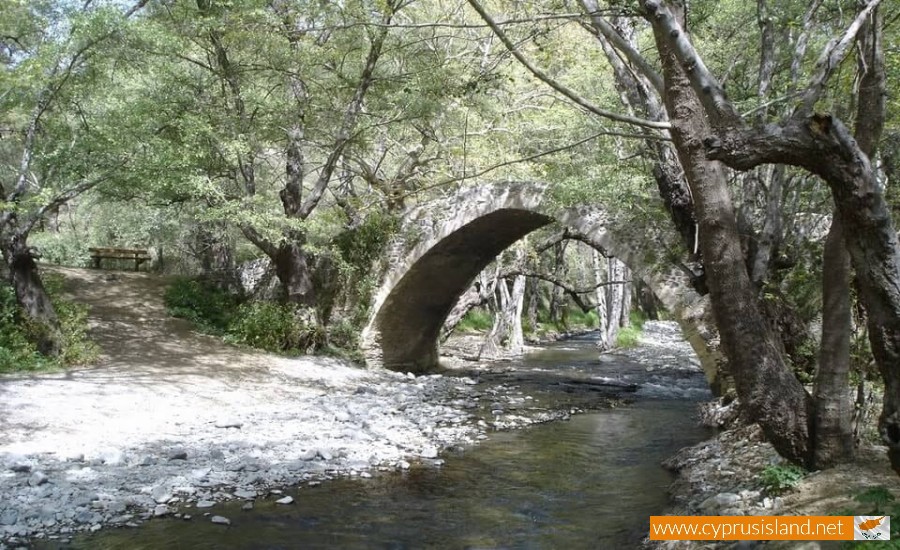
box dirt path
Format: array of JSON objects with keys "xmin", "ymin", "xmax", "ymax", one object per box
[{"xmin": 0, "ymin": 267, "xmax": 345, "ymax": 454}]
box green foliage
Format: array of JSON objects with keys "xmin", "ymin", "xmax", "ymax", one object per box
[
  {"xmin": 332, "ymin": 211, "xmax": 400, "ymax": 324},
  {"xmin": 225, "ymin": 302, "xmax": 324, "ymax": 353},
  {"xmin": 164, "ymin": 277, "xmax": 238, "ymax": 334},
  {"xmin": 0, "ymin": 283, "xmax": 48, "ymax": 372},
  {"xmin": 613, "ymin": 311, "xmax": 647, "ymax": 349},
  {"xmin": 165, "ymin": 277, "xmax": 339, "ymax": 355},
  {"xmin": 759, "ymin": 464, "xmax": 806, "ymax": 495},
  {"xmin": 629, "ymin": 310, "xmax": 647, "ymax": 330},
  {"xmin": 0, "ymin": 276, "xmax": 98, "ymax": 373},
  {"xmin": 321, "ymin": 318, "xmax": 364, "ymax": 362},
  {"xmin": 855, "ymin": 486, "xmax": 896, "ymax": 513},
  {"xmin": 457, "ymin": 308, "xmax": 493, "ymax": 332},
  {"xmin": 43, "ymin": 275, "xmax": 100, "ymax": 366},
  {"xmin": 567, "ymin": 307, "xmax": 599, "ymax": 328},
  {"xmin": 615, "ymin": 325, "xmax": 641, "ymax": 349},
  {"xmin": 30, "ymin": 232, "xmax": 92, "ymax": 267}
]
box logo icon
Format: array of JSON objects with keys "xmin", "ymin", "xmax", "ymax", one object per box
[{"xmin": 854, "ymin": 516, "xmax": 891, "ymax": 540}]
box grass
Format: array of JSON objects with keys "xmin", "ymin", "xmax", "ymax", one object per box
[
  {"xmin": 615, "ymin": 325, "xmax": 642, "ymax": 348},
  {"xmin": 456, "ymin": 308, "xmax": 493, "ymax": 332},
  {"xmin": 614, "ymin": 310, "xmax": 648, "ymax": 348}
]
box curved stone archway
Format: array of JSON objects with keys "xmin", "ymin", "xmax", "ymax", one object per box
[{"xmin": 362, "ymin": 182, "xmax": 719, "ymax": 384}]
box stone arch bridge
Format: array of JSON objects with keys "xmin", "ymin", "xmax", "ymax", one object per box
[{"xmin": 361, "ymin": 182, "xmax": 718, "ymax": 384}]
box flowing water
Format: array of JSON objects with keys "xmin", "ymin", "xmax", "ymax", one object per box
[{"xmin": 50, "ymin": 327, "xmax": 712, "ymax": 549}]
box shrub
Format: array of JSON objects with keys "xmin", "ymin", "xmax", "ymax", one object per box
[
  {"xmin": 615, "ymin": 325, "xmax": 641, "ymax": 348},
  {"xmin": 759, "ymin": 464, "xmax": 806, "ymax": 495},
  {"xmin": 629, "ymin": 310, "xmax": 647, "ymax": 330},
  {"xmin": 226, "ymin": 302, "xmax": 325, "ymax": 354},
  {"xmin": 49, "ymin": 282, "xmax": 99, "ymax": 366},
  {"xmin": 457, "ymin": 308, "xmax": 493, "ymax": 332},
  {"xmin": 568, "ymin": 307, "xmax": 599, "ymax": 328},
  {"xmin": 30, "ymin": 232, "xmax": 91, "ymax": 267},
  {"xmin": 0, "ymin": 276, "xmax": 98, "ymax": 373},
  {"xmin": 0, "ymin": 284, "xmax": 47, "ymax": 372},
  {"xmin": 164, "ymin": 277, "xmax": 238, "ymax": 334},
  {"xmin": 165, "ymin": 278, "xmax": 357, "ymax": 358}
]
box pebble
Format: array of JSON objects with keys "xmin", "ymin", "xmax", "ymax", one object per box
[
  {"xmin": 152, "ymin": 505, "xmax": 169, "ymax": 518},
  {"xmin": 94, "ymin": 448, "xmax": 125, "ymax": 466},
  {"xmin": 275, "ymin": 496, "xmax": 294, "ymax": 505},
  {"xmin": 195, "ymin": 500, "xmax": 216, "ymax": 509},
  {"xmin": 241, "ymin": 502, "xmax": 254, "ymax": 511},
  {"xmin": 317, "ymin": 450, "xmax": 333, "ymax": 461},
  {"xmin": 0, "ymin": 511, "xmax": 18, "ymax": 526},
  {"xmin": 210, "ymin": 516, "xmax": 231, "ymax": 526},
  {"xmin": 715, "ymin": 492, "xmax": 741, "ymax": 506},
  {"xmin": 214, "ymin": 419, "xmax": 243, "ymax": 429},
  {"xmin": 298, "ymin": 449, "xmax": 318, "ymax": 461},
  {"xmin": 233, "ymin": 489, "xmax": 256, "ymax": 500},
  {"xmin": 151, "ymin": 486, "xmax": 173, "ymax": 504},
  {"xmin": 168, "ymin": 450, "xmax": 188, "ymax": 461},
  {"xmin": 420, "ymin": 447, "xmax": 439, "ymax": 459},
  {"xmin": 28, "ymin": 472, "xmax": 49, "ymax": 487}
]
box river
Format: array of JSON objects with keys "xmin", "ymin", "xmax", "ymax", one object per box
[{"xmin": 46, "ymin": 325, "xmax": 712, "ymax": 549}]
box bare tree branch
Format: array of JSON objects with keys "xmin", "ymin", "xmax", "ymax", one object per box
[
  {"xmin": 796, "ymin": 0, "xmax": 882, "ymax": 118},
  {"xmin": 580, "ymin": 0, "xmax": 664, "ymax": 95},
  {"xmin": 466, "ymin": 0, "xmax": 671, "ymax": 131},
  {"xmin": 297, "ymin": 11, "xmax": 393, "ymax": 219}
]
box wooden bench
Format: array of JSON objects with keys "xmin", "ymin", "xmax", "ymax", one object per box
[{"xmin": 89, "ymin": 247, "xmax": 151, "ymax": 271}]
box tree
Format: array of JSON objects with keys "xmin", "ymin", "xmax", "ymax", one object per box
[
  {"xmin": 0, "ymin": 0, "xmax": 147, "ymax": 354},
  {"xmin": 466, "ymin": 0, "xmax": 899, "ymax": 471}
]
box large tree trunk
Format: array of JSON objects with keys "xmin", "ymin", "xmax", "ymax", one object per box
[
  {"xmin": 617, "ymin": 260, "xmax": 632, "ymax": 329},
  {"xmin": 273, "ymin": 240, "xmax": 317, "ymax": 306},
  {"xmin": 813, "ymin": 217, "xmax": 854, "ymax": 467},
  {"xmin": 593, "ymin": 250, "xmax": 612, "ymax": 350},
  {"xmin": 442, "ymin": 270, "xmax": 497, "ymax": 341},
  {"xmin": 604, "ymin": 257, "xmax": 627, "ymax": 346},
  {"xmin": 480, "ymin": 245, "xmax": 527, "ymax": 358},
  {"xmin": 645, "ymin": 0, "xmax": 900, "ymax": 471},
  {"xmin": 650, "ymin": 6, "xmax": 812, "ymax": 465},
  {"xmin": 811, "ymin": 5, "xmax": 885, "ymax": 468},
  {"xmin": 548, "ymin": 241, "xmax": 568, "ymax": 327},
  {"xmin": 1, "ymin": 235, "xmax": 62, "ymax": 356},
  {"xmin": 195, "ymin": 221, "xmax": 240, "ymax": 292}
]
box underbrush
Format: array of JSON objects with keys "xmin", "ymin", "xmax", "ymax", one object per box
[
  {"xmin": 0, "ymin": 275, "xmax": 98, "ymax": 373},
  {"xmin": 456, "ymin": 308, "xmax": 493, "ymax": 332},
  {"xmin": 164, "ymin": 277, "xmax": 357, "ymax": 357},
  {"xmin": 615, "ymin": 311, "xmax": 647, "ymax": 349}
]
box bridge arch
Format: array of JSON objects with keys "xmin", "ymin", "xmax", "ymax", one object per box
[{"xmin": 362, "ymin": 182, "xmax": 718, "ymax": 383}]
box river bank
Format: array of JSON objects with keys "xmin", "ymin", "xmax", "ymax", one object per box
[
  {"xmin": 0, "ymin": 269, "xmax": 633, "ymax": 547},
  {"xmin": 646, "ymin": 401, "xmax": 898, "ymax": 549}
]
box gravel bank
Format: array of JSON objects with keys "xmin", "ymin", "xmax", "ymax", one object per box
[
  {"xmin": 1, "ymin": 352, "xmax": 588, "ymax": 546},
  {"xmin": 0, "ymin": 268, "xmax": 609, "ymax": 546}
]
